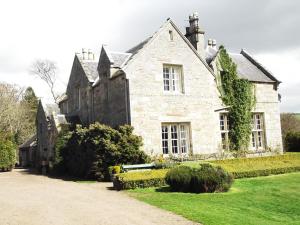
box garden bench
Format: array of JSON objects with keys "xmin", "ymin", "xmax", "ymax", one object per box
[{"xmin": 122, "ymin": 163, "xmax": 155, "ymax": 172}]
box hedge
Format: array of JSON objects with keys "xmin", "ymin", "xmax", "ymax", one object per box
[
  {"xmin": 231, "ymin": 166, "xmax": 300, "ymax": 178},
  {"xmin": 114, "ymin": 153, "xmax": 300, "ymax": 190},
  {"xmin": 113, "ymin": 169, "xmax": 168, "ymax": 190}
]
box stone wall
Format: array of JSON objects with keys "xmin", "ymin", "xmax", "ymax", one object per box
[
  {"xmin": 92, "ymin": 49, "xmax": 129, "ymax": 127},
  {"xmin": 124, "ymin": 21, "xmax": 223, "ymax": 156},
  {"xmin": 66, "ymin": 55, "xmax": 92, "ymax": 125},
  {"xmin": 254, "ymin": 83, "xmax": 283, "ymax": 152},
  {"xmin": 36, "ymin": 103, "xmax": 58, "ymax": 168}
]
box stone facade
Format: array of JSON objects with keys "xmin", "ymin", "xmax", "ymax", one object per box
[
  {"xmin": 57, "ymin": 14, "xmax": 283, "ymax": 157},
  {"xmin": 36, "ymin": 100, "xmax": 67, "ymax": 169}
]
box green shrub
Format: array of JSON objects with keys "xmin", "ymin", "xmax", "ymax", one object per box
[
  {"xmin": 285, "ymin": 132, "xmax": 300, "ymax": 152},
  {"xmin": 165, "ymin": 166, "xmax": 193, "ymax": 192},
  {"xmin": 114, "ymin": 169, "xmax": 168, "ymax": 190},
  {"xmin": 154, "ymin": 161, "xmax": 179, "ymax": 169},
  {"xmin": 54, "ymin": 123, "xmax": 149, "ymax": 180},
  {"xmin": 0, "ymin": 135, "xmax": 16, "ymax": 171},
  {"xmin": 166, "ymin": 164, "xmax": 233, "ymax": 193}
]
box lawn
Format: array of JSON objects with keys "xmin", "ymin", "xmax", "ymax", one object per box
[{"xmin": 128, "ymin": 172, "xmax": 300, "ymax": 225}]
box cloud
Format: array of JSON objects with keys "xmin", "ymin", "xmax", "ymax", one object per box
[{"xmin": 0, "ymin": 0, "xmax": 299, "ymax": 112}]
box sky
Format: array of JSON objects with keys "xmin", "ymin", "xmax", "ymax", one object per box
[{"xmin": 0, "ymin": 0, "xmax": 299, "ymax": 112}]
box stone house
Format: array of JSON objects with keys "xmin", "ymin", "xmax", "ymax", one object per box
[
  {"xmin": 36, "ymin": 100, "xmax": 67, "ymax": 170},
  {"xmin": 19, "ymin": 135, "xmax": 36, "ymax": 167},
  {"xmin": 59, "ymin": 13, "xmax": 283, "ymax": 157}
]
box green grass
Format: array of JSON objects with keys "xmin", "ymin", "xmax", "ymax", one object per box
[{"xmin": 128, "ymin": 173, "xmax": 300, "ymax": 225}]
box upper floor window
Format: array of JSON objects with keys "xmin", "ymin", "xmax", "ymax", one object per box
[{"xmin": 163, "ymin": 65, "xmax": 183, "ymax": 93}]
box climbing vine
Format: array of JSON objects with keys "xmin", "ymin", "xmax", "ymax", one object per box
[{"xmin": 218, "ymin": 46, "xmax": 255, "ymax": 152}]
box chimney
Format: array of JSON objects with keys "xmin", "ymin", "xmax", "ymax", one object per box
[
  {"xmin": 185, "ymin": 12, "xmax": 205, "ymax": 58},
  {"xmin": 88, "ymin": 49, "xmax": 94, "ymax": 60},
  {"xmin": 208, "ymin": 38, "xmax": 213, "ymax": 47},
  {"xmin": 212, "ymin": 39, "xmax": 217, "ymax": 50},
  {"xmin": 82, "ymin": 48, "xmax": 88, "ymax": 60}
]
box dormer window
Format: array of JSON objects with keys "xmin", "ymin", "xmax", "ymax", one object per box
[{"xmin": 163, "ymin": 65, "xmax": 183, "ymax": 93}]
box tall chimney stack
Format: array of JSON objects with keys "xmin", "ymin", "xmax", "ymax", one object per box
[{"xmin": 185, "ymin": 12, "xmax": 205, "ymax": 58}]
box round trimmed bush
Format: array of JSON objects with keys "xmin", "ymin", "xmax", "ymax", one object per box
[
  {"xmin": 165, "ymin": 164, "xmax": 234, "ymax": 193},
  {"xmin": 165, "ymin": 166, "xmax": 193, "ymax": 192}
]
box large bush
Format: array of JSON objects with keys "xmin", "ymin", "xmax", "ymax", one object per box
[
  {"xmin": 285, "ymin": 132, "xmax": 300, "ymax": 152},
  {"xmin": 0, "ymin": 136, "xmax": 16, "ymax": 171},
  {"xmin": 53, "ymin": 123, "xmax": 149, "ymax": 180},
  {"xmin": 166, "ymin": 164, "xmax": 233, "ymax": 193}
]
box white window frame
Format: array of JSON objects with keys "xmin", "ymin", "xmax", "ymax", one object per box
[
  {"xmin": 163, "ymin": 65, "xmax": 183, "ymax": 93},
  {"xmin": 251, "ymin": 113, "xmax": 265, "ymax": 151},
  {"xmin": 219, "ymin": 113, "xmax": 229, "ymax": 150},
  {"xmin": 161, "ymin": 123, "xmax": 190, "ymax": 156}
]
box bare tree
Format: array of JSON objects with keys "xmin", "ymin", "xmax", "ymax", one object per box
[{"xmin": 30, "ymin": 59, "xmax": 58, "ymax": 103}]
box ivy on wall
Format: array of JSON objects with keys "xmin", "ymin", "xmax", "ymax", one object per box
[{"xmin": 218, "ymin": 46, "xmax": 256, "ymax": 152}]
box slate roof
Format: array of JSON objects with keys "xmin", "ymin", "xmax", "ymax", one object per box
[
  {"xmin": 126, "ymin": 37, "xmax": 152, "ymax": 57},
  {"xmin": 205, "ymin": 47, "xmax": 218, "ymax": 64},
  {"xmin": 110, "ymin": 52, "xmax": 132, "ymax": 68},
  {"xmin": 19, "ymin": 135, "xmax": 37, "ymax": 149},
  {"xmin": 79, "ymin": 60, "xmax": 99, "ymax": 82},
  {"xmin": 229, "ymin": 53, "xmax": 274, "ymax": 83},
  {"xmin": 205, "ymin": 47, "xmax": 279, "ymax": 83}
]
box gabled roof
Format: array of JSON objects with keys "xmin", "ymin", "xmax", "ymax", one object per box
[
  {"xmin": 76, "ymin": 55, "xmax": 99, "ymax": 82},
  {"xmin": 19, "ymin": 135, "xmax": 37, "ymax": 149},
  {"xmin": 126, "ymin": 37, "xmax": 152, "ymax": 57},
  {"xmin": 205, "ymin": 47, "xmax": 280, "ymax": 83},
  {"xmin": 122, "ymin": 19, "xmax": 215, "ymax": 77},
  {"xmin": 57, "ymin": 93, "xmax": 68, "ymax": 104},
  {"xmin": 110, "ymin": 51, "xmax": 132, "ymax": 68}
]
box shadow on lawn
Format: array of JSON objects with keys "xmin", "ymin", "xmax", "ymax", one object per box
[{"xmin": 154, "ymin": 186, "xmax": 172, "ymax": 192}]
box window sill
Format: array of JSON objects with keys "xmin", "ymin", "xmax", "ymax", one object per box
[{"xmin": 163, "ymin": 91, "xmax": 185, "ymax": 96}]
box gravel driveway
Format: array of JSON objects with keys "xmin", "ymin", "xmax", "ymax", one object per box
[{"xmin": 0, "ymin": 169, "xmax": 198, "ymax": 225}]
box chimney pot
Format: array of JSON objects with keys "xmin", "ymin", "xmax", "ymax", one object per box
[
  {"xmin": 208, "ymin": 38, "xmax": 213, "ymax": 46},
  {"xmin": 212, "ymin": 39, "xmax": 217, "ymax": 46},
  {"xmin": 88, "ymin": 49, "xmax": 94, "ymax": 60},
  {"xmin": 82, "ymin": 48, "xmax": 88, "ymax": 60}
]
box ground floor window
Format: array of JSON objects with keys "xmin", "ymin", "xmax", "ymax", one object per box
[
  {"xmin": 161, "ymin": 123, "xmax": 190, "ymax": 155},
  {"xmin": 219, "ymin": 113, "xmax": 265, "ymax": 151},
  {"xmin": 219, "ymin": 113, "xmax": 229, "ymax": 150},
  {"xmin": 251, "ymin": 113, "xmax": 265, "ymax": 150}
]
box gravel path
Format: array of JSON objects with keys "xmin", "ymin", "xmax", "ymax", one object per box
[{"xmin": 0, "ymin": 169, "xmax": 199, "ymax": 225}]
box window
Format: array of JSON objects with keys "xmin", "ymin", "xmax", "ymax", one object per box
[
  {"xmin": 251, "ymin": 113, "xmax": 265, "ymax": 150},
  {"xmin": 219, "ymin": 113, "xmax": 229, "ymax": 150},
  {"xmin": 163, "ymin": 65, "xmax": 183, "ymax": 93},
  {"xmin": 169, "ymin": 30, "xmax": 174, "ymax": 41},
  {"xmin": 161, "ymin": 123, "xmax": 190, "ymax": 155},
  {"xmin": 75, "ymin": 87, "xmax": 80, "ymax": 109}
]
